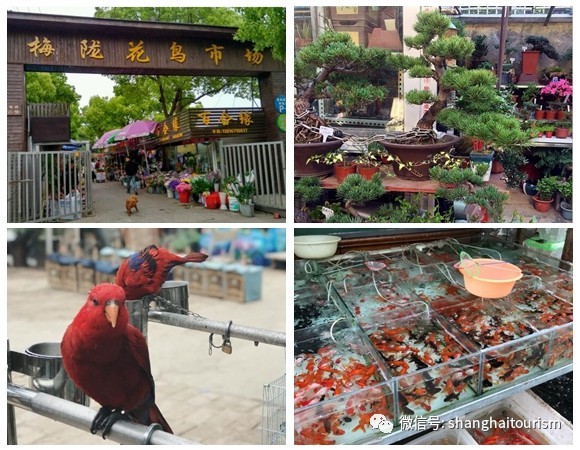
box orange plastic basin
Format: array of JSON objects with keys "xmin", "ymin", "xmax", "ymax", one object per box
[{"xmin": 454, "ymin": 258, "xmax": 523, "ymax": 298}]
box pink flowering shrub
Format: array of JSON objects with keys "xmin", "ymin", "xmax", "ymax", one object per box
[{"xmin": 540, "ymin": 79, "xmax": 573, "ymax": 99}]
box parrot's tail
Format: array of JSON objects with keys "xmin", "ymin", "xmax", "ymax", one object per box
[
  {"xmin": 183, "ymin": 252, "xmax": 209, "ymax": 264},
  {"xmin": 149, "ymin": 404, "xmax": 173, "ymax": 434}
]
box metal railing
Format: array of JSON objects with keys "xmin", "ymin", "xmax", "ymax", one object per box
[
  {"xmin": 458, "ymin": 6, "xmax": 572, "ymax": 16},
  {"xmin": 8, "ymin": 150, "xmax": 92, "ymax": 222},
  {"xmin": 219, "ymin": 141, "xmax": 286, "ymax": 210}
]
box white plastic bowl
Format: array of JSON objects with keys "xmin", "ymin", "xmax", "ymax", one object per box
[{"xmin": 294, "ymin": 235, "xmax": 341, "ymax": 259}]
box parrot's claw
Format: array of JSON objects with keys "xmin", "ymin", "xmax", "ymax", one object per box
[{"xmin": 91, "ymin": 407, "xmax": 127, "ymax": 439}]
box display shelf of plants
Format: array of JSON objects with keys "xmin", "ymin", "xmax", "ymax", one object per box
[{"xmin": 293, "ymin": 234, "xmax": 572, "ymax": 444}]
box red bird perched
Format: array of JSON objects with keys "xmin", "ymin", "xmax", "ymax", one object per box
[
  {"xmin": 115, "ymin": 244, "xmax": 208, "ymax": 300},
  {"xmin": 61, "ymin": 283, "xmax": 172, "ymax": 438}
]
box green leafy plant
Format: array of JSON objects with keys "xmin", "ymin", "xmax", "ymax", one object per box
[
  {"xmin": 368, "ymin": 195, "xmax": 449, "ymax": 223},
  {"xmin": 190, "ymin": 176, "xmax": 212, "ymax": 195},
  {"xmin": 498, "ymin": 147, "xmax": 528, "ymax": 189},
  {"xmin": 535, "ymin": 176, "xmax": 560, "ymax": 201},
  {"xmin": 558, "ymin": 179, "xmax": 572, "ymax": 204},
  {"xmin": 336, "ymin": 173, "xmax": 384, "ymax": 218},
  {"xmin": 306, "ymin": 148, "xmax": 351, "ymax": 167},
  {"xmin": 521, "ymin": 83, "xmax": 540, "ymax": 103},
  {"xmin": 295, "ymin": 176, "xmax": 323, "ymax": 204}
]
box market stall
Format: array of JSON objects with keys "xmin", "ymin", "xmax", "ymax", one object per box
[{"xmin": 294, "ymin": 230, "xmax": 572, "ymax": 445}]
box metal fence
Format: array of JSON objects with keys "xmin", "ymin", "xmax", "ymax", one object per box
[
  {"xmin": 458, "ymin": 6, "xmax": 572, "ymax": 16},
  {"xmin": 219, "ymin": 141, "xmax": 286, "ymax": 211},
  {"xmin": 8, "ymin": 150, "xmax": 92, "ymax": 223}
]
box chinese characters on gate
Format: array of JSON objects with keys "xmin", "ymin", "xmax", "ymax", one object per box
[{"xmin": 26, "ymin": 35, "xmax": 264, "ymax": 67}]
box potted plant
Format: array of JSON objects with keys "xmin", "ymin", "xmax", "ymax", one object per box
[
  {"xmin": 223, "ymin": 176, "xmax": 240, "ymax": 212},
  {"xmin": 554, "ymin": 121, "xmax": 572, "ymax": 139},
  {"xmin": 190, "ymin": 177, "xmax": 212, "ymax": 204},
  {"xmin": 558, "ymin": 179, "xmax": 572, "ymax": 220},
  {"xmin": 294, "ymin": 30, "xmax": 390, "ymax": 177},
  {"xmin": 532, "ymin": 175, "xmax": 559, "ymax": 212},
  {"xmin": 306, "ymin": 148, "xmax": 355, "ymax": 183},
  {"xmin": 175, "ymin": 181, "xmax": 192, "ymax": 204},
  {"xmin": 353, "ymin": 145, "xmax": 382, "ymax": 180},
  {"xmin": 497, "ymin": 147, "xmax": 527, "ymax": 189},
  {"xmin": 430, "ymin": 165, "xmax": 508, "ymax": 222},
  {"xmin": 236, "ymin": 170, "xmax": 256, "ymax": 217},
  {"xmin": 206, "ymin": 169, "xmax": 222, "ymax": 192},
  {"xmin": 382, "ymin": 10, "xmax": 507, "ymax": 180},
  {"xmin": 520, "ymin": 36, "xmax": 559, "ymax": 83},
  {"xmin": 540, "ymin": 78, "xmax": 572, "ymax": 120},
  {"xmin": 294, "ymin": 176, "xmax": 323, "ymax": 222},
  {"xmin": 336, "ymin": 173, "xmax": 384, "ymax": 219}
]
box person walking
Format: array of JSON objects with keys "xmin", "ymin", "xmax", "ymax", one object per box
[{"xmin": 124, "ymin": 157, "xmax": 139, "ymax": 195}]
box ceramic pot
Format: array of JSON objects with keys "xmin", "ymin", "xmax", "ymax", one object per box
[
  {"xmin": 522, "ymin": 181, "xmax": 538, "ymax": 196},
  {"xmin": 295, "ymin": 140, "xmax": 344, "ymax": 178},
  {"xmin": 532, "ymin": 195, "xmax": 553, "ymax": 212}
]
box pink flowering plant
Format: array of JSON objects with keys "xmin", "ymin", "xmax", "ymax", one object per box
[
  {"xmin": 541, "ymin": 79, "xmax": 573, "ymax": 104},
  {"xmin": 175, "ymin": 181, "xmax": 192, "ymax": 193}
]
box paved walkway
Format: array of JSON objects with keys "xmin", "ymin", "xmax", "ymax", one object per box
[
  {"xmin": 73, "ymin": 180, "xmax": 285, "ymax": 223},
  {"xmin": 7, "ymin": 266, "xmax": 286, "ymax": 445}
]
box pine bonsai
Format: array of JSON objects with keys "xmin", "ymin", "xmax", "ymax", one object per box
[{"xmin": 336, "ymin": 173, "xmax": 384, "ymax": 218}]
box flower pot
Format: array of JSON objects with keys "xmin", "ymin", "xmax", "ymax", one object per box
[
  {"xmin": 532, "ymin": 195, "xmax": 553, "ymax": 212},
  {"xmin": 167, "ymin": 189, "xmax": 174, "ymax": 198},
  {"xmin": 334, "ymin": 163, "xmax": 356, "ymax": 183},
  {"xmin": 544, "ymin": 131, "xmax": 554, "ymax": 138},
  {"xmin": 560, "ymin": 201, "xmax": 572, "ymax": 220},
  {"xmin": 356, "ymin": 164, "xmax": 380, "ymax": 180},
  {"xmin": 470, "ymin": 151, "xmax": 494, "ymax": 182},
  {"xmin": 380, "ymin": 134, "xmax": 461, "ymax": 181},
  {"xmin": 178, "ymin": 191, "xmax": 190, "ymax": 204},
  {"xmin": 519, "ymin": 50, "xmax": 540, "ymax": 83},
  {"xmin": 555, "ymin": 110, "xmax": 566, "ymax": 120},
  {"xmin": 544, "ymin": 109, "xmax": 557, "ymax": 121},
  {"xmin": 214, "ymin": 182, "xmax": 220, "ymax": 193},
  {"xmin": 218, "ymin": 192, "xmax": 228, "ymax": 210},
  {"xmin": 155, "ymin": 185, "xmax": 165, "ymax": 194},
  {"xmin": 534, "ymin": 109, "xmax": 546, "ymax": 120},
  {"xmin": 295, "ymin": 140, "xmax": 344, "ymax": 178},
  {"xmin": 239, "ymin": 203, "xmax": 255, "ymax": 217},
  {"xmin": 205, "ymin": 191, "xmax": 220, "ymax": 209},
  {"xmin": 522, "ymin": 181, "xmax": 538, "ymax": 196},
  {"xmin": 555, "ymin": 127, "xmax": 569, "ymax": 139},
  {"xmin": 228, "ymin": 196, "xmax": 240, "ymax": 212},
  {"xmin": 491, "ymin": 160, "xmax": 504, "ymax": 174},
  {"xmin": 520, "ymin": 163, "xmax": 542, "ymax": 183},
  {"xmin": 453, "ymin": 200, "xmax": 467, "ymax": 220},
  {"xmin": 147, "ymin": 186, "xmax": 155, "ymax": 194}
]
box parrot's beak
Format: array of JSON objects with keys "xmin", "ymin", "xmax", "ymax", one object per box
[{"xmin": 104, "ymin": 300, "xmax": 120, "ymax": 328}]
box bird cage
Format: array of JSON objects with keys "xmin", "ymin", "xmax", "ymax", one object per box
[{"xmin": 261, "ymin": 374, "xmax": 286, "ymax": 444}]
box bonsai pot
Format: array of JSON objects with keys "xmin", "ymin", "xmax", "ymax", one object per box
[
  {"xmin": 295, "ymin": 140, "xmax": 343, "ymax": 178},
  {"xmin": 519, "ymin": 50, "xmax": 540, "ymax": 83},
  {"xmin": 356, "ymin": 165, "xmax": 380, "ymax": 180},
  {"xmin": 380, "ymin": 134, "xmax": 461, "ymax": 181},
  {"xmin": 491, "ymin": 160, "xmax": 504, "ymax": 174},
  {"xmin": 560, "ymin": 201, "xmax": 572, "ymax": 220},
  {"xmin": 532, "ymin": 195, "xmax": 553, "ymax": 212},
  {"xmin": 334, "ymin": 163, "xmax": 356, "ymax": 183}
]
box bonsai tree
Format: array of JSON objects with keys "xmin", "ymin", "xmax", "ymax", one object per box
[
  {"xmin": 336, "ymin": 173, "xmax": 384, "ymax": 218},
  {"xmin": 430, "ymin": 165, "xmax": 509, "ymax": 222},
  {"xmin": 525, "ymin": 36, "xmax": 559, "ymax": 61},
  {"xmin": 294, "ymin": 30, "xmax": 391, "ymax": 142},
  {"xmin": 388, "ymin": 10, "xmax": 478, "ymax": 136},
  {"xmin": 470, "ymin": 34, "xmax": 489, "ymax": 68},
  {"xmin": 497, "ymin": 147, "xmax": 528, "ymax": 189},
  {"xmin": 294, "ymin": 176, "xmax": 323, "ymax": 222}
]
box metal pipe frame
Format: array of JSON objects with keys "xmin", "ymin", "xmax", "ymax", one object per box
[
  {"xmin": 8, "ymin": 383, "xmax": 197, "ymax": 445},
  {"xmin": 148, "ymin": 310, "xmax": 286, "ymax": 347}
]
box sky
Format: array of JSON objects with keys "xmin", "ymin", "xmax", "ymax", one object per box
[{"xmin": 9, "ymin": 6, "xmax": 256, "ymax": 109}]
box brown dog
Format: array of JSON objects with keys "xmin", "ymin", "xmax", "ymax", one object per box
[{"xmin": 126, "ymin": 195, "xmax": 139, "ymax": 216}]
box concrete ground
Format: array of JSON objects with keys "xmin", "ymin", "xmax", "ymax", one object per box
[
  {"xmin": 72, "ymin": 180, "xmax": 285, "ymax": 223},
  {"xmin": 7, "ymin": 266, "xmax": 286, "ymax": 445}
]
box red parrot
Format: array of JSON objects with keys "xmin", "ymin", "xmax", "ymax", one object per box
[
  {"xmin": 115, "ymin": 244, "xmax": 208, "ymax": 300},
  {"xmin": 61, "ymin": 283, "xmax": 172, "ymax": 438}
]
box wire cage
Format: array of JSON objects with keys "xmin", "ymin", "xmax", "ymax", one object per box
[{"xmin": 261, "ymin": 373, "xmax": 286, "ymax": 444}]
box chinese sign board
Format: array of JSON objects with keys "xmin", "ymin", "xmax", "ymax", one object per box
[{"xmin": 156, "ymin": 108, "xmax": 266, "ymax": 144}]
